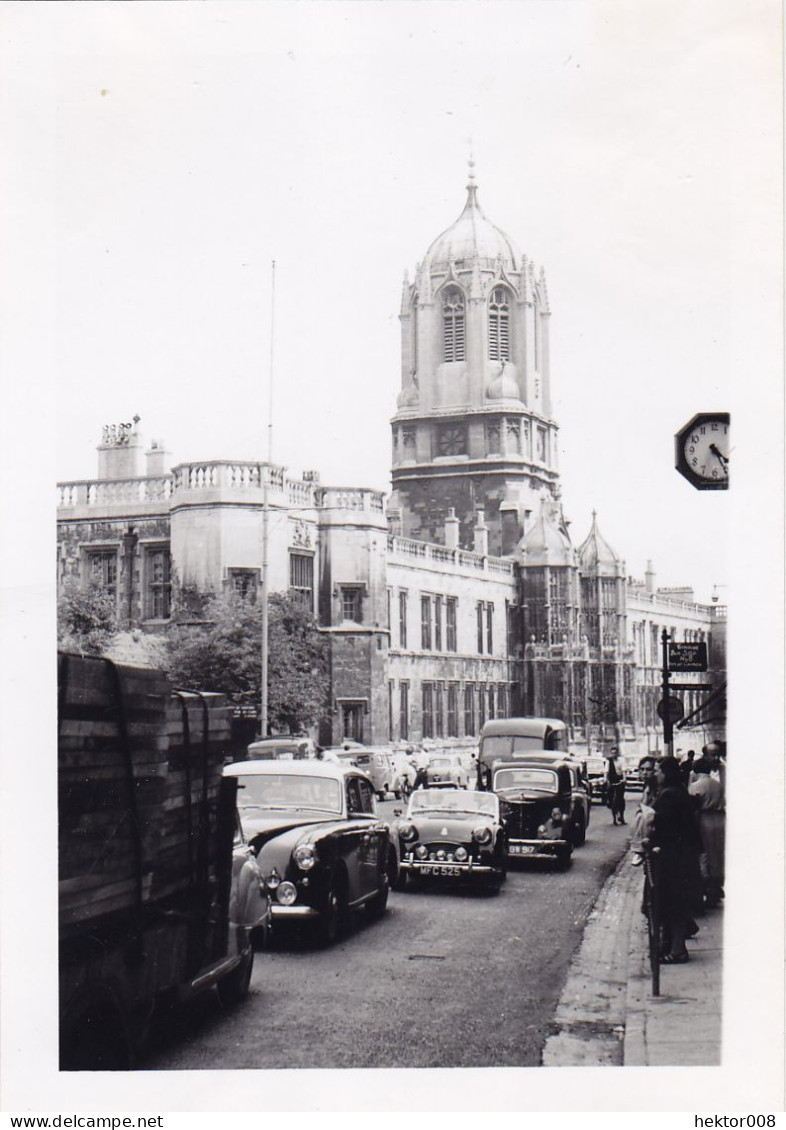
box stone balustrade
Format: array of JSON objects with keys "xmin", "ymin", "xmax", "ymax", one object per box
[
  {"xmin": 387, "ymin": 534, "xmax": 514, "ymax": 576},
  {"xmin": 57, "ymin": 476, "xmax": 174, "ymax": 508}
]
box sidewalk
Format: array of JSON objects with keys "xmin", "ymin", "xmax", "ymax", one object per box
[
  {"xmin": 542, "ymin": 850, "xmax": 723, "ymax": 1066},
  {"xmin": 624, "ymin": 875, "xmax": 723, "ymax": 1066}
]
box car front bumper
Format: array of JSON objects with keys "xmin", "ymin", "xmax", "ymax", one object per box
[{"xmin": 269, "ymin": 904, "xmax": 319, "ymax": 919}]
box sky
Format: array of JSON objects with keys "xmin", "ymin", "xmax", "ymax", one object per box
[
  {"xmin": 1, "ymin": 0, "xmax": 784, "ymax": 1115},
  {"xmin": 35, "ymin": 0, "xmax": 779, "ymax": 604}
]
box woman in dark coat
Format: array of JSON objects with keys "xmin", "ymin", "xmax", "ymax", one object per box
[{"xmin": 650, "ymin": 756, "xmax": 703, "ymax": 963}]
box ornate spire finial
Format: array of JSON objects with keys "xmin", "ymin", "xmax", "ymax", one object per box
[{"xmin": 465, "ymin": 145, "xmax": 478, "ymax": 206}]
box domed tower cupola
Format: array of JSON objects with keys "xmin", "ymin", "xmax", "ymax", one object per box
[
  {"xmin": 577, "ymin": 511, "xmax": 627, "ymax": 649},
  {"xmin": 390, "ymin": 161, "xmax": 561, "ymax": 556}
]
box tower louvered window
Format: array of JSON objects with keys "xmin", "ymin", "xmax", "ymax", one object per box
[
  {"xmin": 488, "ymin": 287, "xmax": 511, "ymax": 361},
  {"xmin": 442, "ymin": 287, "xmax": 465, "ymax": 362}
]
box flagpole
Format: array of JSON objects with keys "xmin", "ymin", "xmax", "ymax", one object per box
[{"xmin": 260, "ymin": 259, "xmax": 275, "ymax": 738}]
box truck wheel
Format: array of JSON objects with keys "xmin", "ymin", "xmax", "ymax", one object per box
[{"xmin": 217, "ymin": 946, "xmax": 254, "ymax": 1007}]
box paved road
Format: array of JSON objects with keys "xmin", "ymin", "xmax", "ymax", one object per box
[{"xmin": 142, "ymin": 801, "xmax": 631, "ymax": 1071}]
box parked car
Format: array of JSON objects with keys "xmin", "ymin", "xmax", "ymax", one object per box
[
  {"xmin": 426, "ymin": 752, "xmax": 470, "ymax": 789},
  {"xmin": 391, "ymin": 788, "xmax": 507, "ymax": 892},
  {"xmin": 223, "ymin": 759, "xmax": 393, "ymax": 945},
  {"xmin": 485, "ymin": 752, "xmax": 590, "ymax": 869}
]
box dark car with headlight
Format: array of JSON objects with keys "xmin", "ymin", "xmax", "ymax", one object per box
[
  {"xmin": 391, "ymin": 788, "xmax": 507, "ymax": 892},
  {"xmin": 487, "ymin": 753, "xmax": 590, "ymax": 869},
  {"xmin": 223, "ymin": 760, "xmax": 394, "ymax": 946}
]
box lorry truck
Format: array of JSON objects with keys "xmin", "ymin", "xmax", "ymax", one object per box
[{"xmin": 58, "ymin": 651, "xmax": 269, "ymax": 1070}]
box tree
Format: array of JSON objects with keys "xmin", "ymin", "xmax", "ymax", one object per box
[
  {"xmin": 57, "ymin": 578, "xmax": 119, "ymax": 656},
  {"xmin": 165, "ymin": 589, "xmax": 330, "ymax": 734}
]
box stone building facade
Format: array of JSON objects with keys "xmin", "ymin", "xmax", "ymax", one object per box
[{"xmin": 56, "ymin": 171, "xmax": 726, "ymax": 758}]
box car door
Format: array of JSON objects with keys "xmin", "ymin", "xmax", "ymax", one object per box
[{"xmin": 343, "ymin": 776, "xmax": 366, "ymax": 902}]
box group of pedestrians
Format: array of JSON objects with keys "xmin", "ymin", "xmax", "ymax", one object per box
[{"xmin": 615, "ymin": 742, "xmax": 726, "ymax": 965}]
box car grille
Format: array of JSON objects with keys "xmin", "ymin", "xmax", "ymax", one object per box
[
  {"xmin": 499, "ymin": 801, "xmax": 547, "ymax": 840},
  {"xmin": 413, "ymin": 841, "xmax": 474, "ymax": 863}
]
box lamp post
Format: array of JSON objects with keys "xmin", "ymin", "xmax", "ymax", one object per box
[{"xmin": 259, "ymin": 260, "xmax": 276, "ymax": 739}]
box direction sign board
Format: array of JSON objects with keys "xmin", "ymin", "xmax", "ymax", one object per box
[
  {"xmin": 657, "ymin": 696, "xmax": 685, "ymax": 723},
  {"xmin": 668, "ymin": 642, "xmax": 708, "ymax": 672},
  {"xmin": 668, "ymin": 683, "xmax": 714, "ymax": 692}
]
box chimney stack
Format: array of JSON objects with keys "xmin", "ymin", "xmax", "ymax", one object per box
[
  {"xmin": 444, "ymin": 507, "xmax": 460, "ymax": 549},
  {"xmin": 645, "ymin": 560, "xmax": 656, "ymax": 594},
  {"xmin": 145, "ymin": 439, "xmax": 169, "ymax": 477},
  {"xmin": 473, "ymin": 509, "xmax": 489, "ymax": 556}
]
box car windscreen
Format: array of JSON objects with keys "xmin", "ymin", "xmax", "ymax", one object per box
[
  {"xmin": 409, "ymin": 790, "xmax": 498, "ymax": 818},
  {"xmin": 235, "ymin": 773, "xmax": 342, "ymax": 814},
  {"xmin": 493, "ymin": 767, "xmax": 558, "ymax": 793}
]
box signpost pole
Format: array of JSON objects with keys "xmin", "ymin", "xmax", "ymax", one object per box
[{"xmin": 661, "ymin": 628, "xmax": 673, "ymax": 756}]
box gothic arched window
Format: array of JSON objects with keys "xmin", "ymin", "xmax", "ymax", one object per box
[
  {"xmin": 442, "ymin": 286, "xmax": 465, "ymax": 362},
  {"xmin": 488, "ymin": 286, "xmax": 511, "ymax": 361}
]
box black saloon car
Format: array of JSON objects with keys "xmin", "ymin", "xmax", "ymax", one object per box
[
  {"xmin": 224, "ymin": 760, "xmax": 393, "ymax": 945},
  {"xmin": 487, "ymin": 752, "xmax": 590, "ymax": 869}
]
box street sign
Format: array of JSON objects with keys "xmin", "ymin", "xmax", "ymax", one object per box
[
  {"xmin": 657, "ymin": 696, "xmax": 685, "ymax": 723},
  {"xmin": 668, "ymin": 642, "xmax": 708, "ymax": 672},
  {"xmin": 667, "ymin": 682, "xmax": 714, "ymax": 692}
]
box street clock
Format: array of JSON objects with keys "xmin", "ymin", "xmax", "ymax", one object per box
[{"xmin": 675, "ymin": 412, "xmax": 729, "ymax": 490}]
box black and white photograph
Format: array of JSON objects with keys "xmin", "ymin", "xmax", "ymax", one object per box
[{"xmin": 0, "ymin": 0, "xmax": 782, "ymax": 1118}]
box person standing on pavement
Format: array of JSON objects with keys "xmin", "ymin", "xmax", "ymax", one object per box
[
  {"xmin": 688, "ymin": 758, "xmax": 726, "ymax": 908},
  {"xmin": 605, "ymin": 748, "xmax": 626, "ymax": 825},
  {"xmin": 680, "ymin": 750, "xmax": 696, "ymax": 786},
  {"xmin": 650, "ymin": 756, "xmax": 703, "ymax": 964}
]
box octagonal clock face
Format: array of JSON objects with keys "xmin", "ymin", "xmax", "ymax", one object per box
[{"xmin": 675, "ymin": 413, "xmax": 729, "ymax": 490}]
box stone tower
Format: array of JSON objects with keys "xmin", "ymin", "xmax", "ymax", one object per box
[{"xmin": 389, "ymin": 162, "xmax": 560, "ymax": 556}]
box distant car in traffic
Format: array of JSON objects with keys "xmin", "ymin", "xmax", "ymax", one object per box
[
  {"xmin": 224, "ymin": 759, "xmax": 393, "ymax": 946},
  {"xmin": 584, "ymin": 755, "xmax": 608, "ymax": 804},
  {"xmin": 391, "ymin": 788, "xmax": 507, "ymax": 892},
  {"xmin": 426, "ymin": 753, "xmax": 470, "ymax": 789},
  {"xmin": 246, "ymin": 735, "xmax": 316, "ymax": 761}
]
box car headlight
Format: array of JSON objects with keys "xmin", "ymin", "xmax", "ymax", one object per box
[
  {"xmin": 276, "ymin": 881, "xmax": 297, "ymax": 906},
  {"xmin": 414, "ymin": 844, "xmax": 428, "ymax": 859},
  {"xmin": 266, "ymin": 869, "xmax": 281, "ymax": 890},
  {"xmin": 455, "ymin": 846, "xmax": 468, "ymax": 862},
  {"xmin": 472, "ymin": 825, "xmax": 492, "ymax": 845},
  {"xmin": 399, "ymin": 822, "xmax": 418, "ymax": 842},
  {"xmin": 293, "ymin": 843, "xmax": 317, "ymax": 871}
]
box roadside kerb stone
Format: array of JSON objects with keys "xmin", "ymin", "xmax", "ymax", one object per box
[{"xmin": 542, "ymin": 852, "xmax": 642, "ymax": 1066}]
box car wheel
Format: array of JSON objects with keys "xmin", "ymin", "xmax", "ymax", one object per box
[
  {"xmin": 572, "ymin": 814, "xmax": 586, "ymax": 847},
  {"xmin": 216, "ymin": 945, "xmax": 254, "ymax": 1007},
  {"xmin": 556, "ymin": 851, "xmax": 572, "ymax": 871},
  {"xmin": 315, "ymin": 872, "xmax": 348, "ymax": 947},
  {"xmin": 376, "ymin": 789, "xmax": 387, "ymax": 801}
]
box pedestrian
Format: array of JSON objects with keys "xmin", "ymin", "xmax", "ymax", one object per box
[
  {"xmin": 650, "ymin": 756, "xmax": 703, "ymax": 964},
  {"xmin": 629, "ymin": 755, "xmax": 658, "ymax": 865},
  {"xmin": 688, "ymin": 757, "xmax": 725, "ymax": 908},
  {"xmin": 605, "ymin": 748, "xmax": 626, "ymax": 825},
  {"xmin": 680, "ymin": 749, "xmax": 696, "ymax": 786}
]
